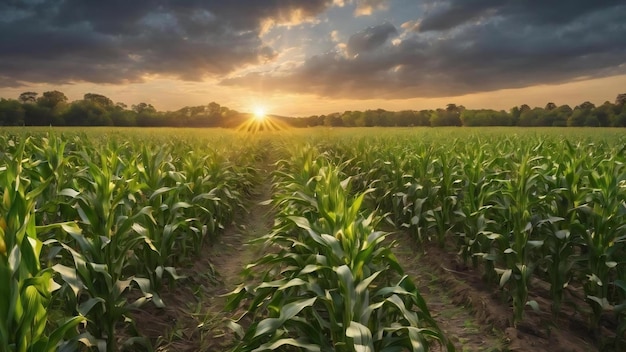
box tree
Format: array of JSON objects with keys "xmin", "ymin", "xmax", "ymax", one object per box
[
  {"xmin": 110, "ymin": 104, "xmax": 136, "ymax": 126},
  {"xmin": 461, "ymin": 109, "xmax": 512, "ymax": 126},
  {"xmin": 615, "ymin": 93, "xmax": 626, "ymax": 106},
  {"xmin": 63, "ymin": 100, "xmax": 112, "ymax": 126},
  {"xmin": 132, "ymin": 102, "xmax": 156, "ymax": 114},
  {"xmin": 567, "ymin": 109, "xmax": 587, "ymax": 127},
  {"xmin": 18, "ymin": 92, "xmax": 38, "ymax": 104},
  {"xmin": 23, "ymin": 104, "xmax": 53, "ymax": 125},
  {"xmin": 518, "ymin": 108, "xmax": 542, "ymax": 126},
  {"xmin": 340, "ymin": 111, "xmax": 359, "ymax": 127},
  {"xmin": 84, "ymin": 93, "xmax": 114, "ymax": 108},
  {"xmin": 550, "ymin": 105, "xmax": 571, "ymax": 127},
  {"xmin": 37, "ymin": 90, "xmax": 68, "ymax": 109},
  {"xmin": 324, "ymin": 113, "xmax": 343, "ymax": 127},
  {"xmin": 592, "ymin": 102, "xmax": 615, "ymax": 127},
  {"xmin": 0, "ymin": 99, "xmax": 25, "ymax": 126},
  {"xmin": 545, "ymin": 102, "xmax": 557, "ymax": 111},
  {"xmin": 576, "ymin": 101, "xmax": 595, "ymax": 111},
  {"xmin": 430, "ymin": 105, "xmax": 462, "ymax": 126}
]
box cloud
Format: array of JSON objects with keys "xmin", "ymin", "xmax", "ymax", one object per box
[
  {"xmin": 221, "ymin": 2, "xmax": 626, "ymax": 99},
  {"xmin": 354, "ymin": 0, "xmax": 389, "ymax": 16},
  {"xmin": 0, "ymin": 0, "xmax": 334, "ymax": 86},
  {"xmin": 346, "ymin": 22, "xmax": 397, "ymax": 57},
  {"xmin": 2, "ymin": 0, "xmax": 625, "ymax": 102},
  {"xmin": 417, "ymin": 0, "xmax": 625, "ymax": 32}
]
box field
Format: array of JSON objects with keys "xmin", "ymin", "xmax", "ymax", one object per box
[{"xmin": 1, "ymin": 127, "xmax": 625, "ymax": 351}]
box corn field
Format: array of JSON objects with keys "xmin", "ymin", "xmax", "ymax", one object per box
[
  {"xmin": 1, "ymin": 127, "xmax": 625, "ymax": 351},
  {"xmin": 0, "ymin": 129, "xmax": 260, "ymax": 351}
]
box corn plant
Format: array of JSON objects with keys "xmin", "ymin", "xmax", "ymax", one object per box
[
  {"xmin": 577, "ymin": 158, "xmax": 626, "ymax": 330},
  {"xmin": 51, "ymin": 143, "xmax": 163, "ymax": 352},
  {"xmin": 423, "ymin": 150, "xmax": 463, "ymax": 247},
  {"xmin": 455, "ymin": 142, "xmax": 499, "ymax": 269},
  {"xmin": 539, "ymin": 140, "xmax": 590, "ymax": 319},
  {"xmin": 481, "ymin": 150, "xmax": 551, "ymax": 323},
  {"xmin": 0, "ymin": 137, "xmax": 84, "ymax": 352}
]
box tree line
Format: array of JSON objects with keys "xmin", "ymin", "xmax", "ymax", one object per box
[
  {"xmin": 0, "ymin": 91, "xmax": 244, "ymax": 127},
  {"xmin": 1, "ymin": 90, "xmax": 625, "ymax": 128},
  {"xmin": 293, "ymin": 96, "xmax": 626, "ymax": 128}
]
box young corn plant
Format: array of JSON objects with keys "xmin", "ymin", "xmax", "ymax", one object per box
[
  {"xmin": 456, "ymin": 143, "xmax": 499, "ymax": 269},
  {"xmin": 540, "ymin": 140, "xmax": 590, "ymax": 320},
  {"xmin": 577, "ymin": 159, "xmax": 626, "ymax": 331},
  {"xmin": 133, "ymin": 145, "xmax": 189, "ymax": 289},
  {"xmin": 424, "ymin": 150, "xmax": 463, "ymax": 247},
  {"xmin": 52, "ymin": 144, "xmax": 163, "ymax": 352},
  {"xmin": 0, "ymin": 137, "xmax": 84, "ymax": 352},
  {"xmin": 491, "ymin": 151, "xmax": 550, "ymax": 324}
]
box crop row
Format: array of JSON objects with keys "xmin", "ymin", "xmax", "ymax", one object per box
[
  {"xmin": 226, "ymin": 143, "xmax": 453, "ymax": 351},
  {"xmin": 0, "ymin": 132, "xmax": 260, "ymax": 351}
]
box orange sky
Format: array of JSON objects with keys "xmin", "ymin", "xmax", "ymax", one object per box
[{"xmin": 1, "ymin": 74, "xmax": 624, "ymax": 117}]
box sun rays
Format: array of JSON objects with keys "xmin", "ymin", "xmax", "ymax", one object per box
[{"xmin": 236, "ymin": 109, "xmax": 290, "ymax": 132}]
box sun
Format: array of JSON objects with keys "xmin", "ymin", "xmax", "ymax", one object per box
[
  {"xmin": 236, "ymin": 104, "xmax": 289, "ymax": 132},
  {"xmin": 253, "ymin": 106, "xmax": 267, "ymax": 120}
]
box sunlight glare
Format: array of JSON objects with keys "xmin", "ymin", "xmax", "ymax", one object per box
[
  {"xmin": 253, "ymin": 107, "xmax": 267, "ymax": 120},
  {"xmin": 235, "ymin": 105, "xmax": 289, "ymax": 133}
]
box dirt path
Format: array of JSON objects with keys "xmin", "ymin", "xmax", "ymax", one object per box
[
  {"xmin": 390, "ymin": 232, "xmax": 508, "ymax": 351},
  {"xmin": 133, "ymin": 169, "xmax": 275, "ymax": 351}
]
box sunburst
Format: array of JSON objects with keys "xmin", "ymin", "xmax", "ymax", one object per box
[{"xmin": 236, "ymin": 107, "xmax": 289, "ymax": 133}]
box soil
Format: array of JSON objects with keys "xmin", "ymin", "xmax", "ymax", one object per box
[{"xmin": 132, "ymin": 170, "xmax": 610, "ymax": 352}]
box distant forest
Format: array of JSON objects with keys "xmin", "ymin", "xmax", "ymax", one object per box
[{"xmin": 1, "ymin": 91, "xmax": 626, "ymax": 128}]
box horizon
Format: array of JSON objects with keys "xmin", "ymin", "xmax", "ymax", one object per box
[{"xmin": 1, "ymin": 1, "xmax": 625, "ymax": 117}]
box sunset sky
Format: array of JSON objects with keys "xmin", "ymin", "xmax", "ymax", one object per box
[{"xmin": 1, "ymin": 0, "xmax": 625, "ymax": 116}]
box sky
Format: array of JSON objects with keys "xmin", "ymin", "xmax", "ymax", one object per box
[{"xmin": 1, "ymin": 0, "xmax": 625, "ymax": 116}]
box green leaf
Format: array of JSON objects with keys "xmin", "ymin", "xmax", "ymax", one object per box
[
  {"xmin": 59, "ymin": 222, "xmax": 82, "ymax": 237},
  {"xmin": 78, "ymin": 297, "xmax": 105, "ymax": 316},
  {"xmin": 526, "ymin": 300, "xmax": 540, "ymax": 312},
  {"xmin": 252, "ymin": 338, "xmax": 321, "ymax": 352},
  {"xmin": 587, "ymin": 295, "xmax": 611, "ymax": 310},
  {"xmin": 45, "ymin": 316, "xmax": 86, "ymax": 351},
  {"xmin": 52, "ymin": 264, "xmax": 84, "ymax": 297},
  {"xmin": 499, "ymin": 269, "xmax": 512, "ymax": 288},
  {"xmin": 288, "ymin": 216, "xmax": 313, "ymax": 232},
  {"xmin": 346, "ymin": 321, "xmax": 374, "ymax": 352},
  {"xmin": 58, "ymin": 188, "xmax": 80, "ymax": 198},
  {"xmin": 253, "ymin": 297, "xmax": 317, "ymax": 337},
  {"xmin": 555, "ymin": 230, "xmax": 569, "ymax": 240}
]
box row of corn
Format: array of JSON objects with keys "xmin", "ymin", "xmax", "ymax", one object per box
[
  {"xmin": 226, "ymin": 143, "xmax": 454, "ymax": 351},
  {"xmin": 0, "ymin": 131, "xmax": 260, "ymax": 351},
  {"xmin": 313, "ymin": 131, "xmax": 626, "ymax": 347}
]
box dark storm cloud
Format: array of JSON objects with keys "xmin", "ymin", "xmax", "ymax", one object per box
[
  {"xmin": 346, "ymin": 22, "xmax": 397, "ymax": 57},
  {"xmin": 0, "ymin": 0, "xmax": 334, "ymax": 86},
  {"xmin": 222, "ymin": 1, "xmax": 626, "ymax": 99},
  {"xmin": 417, "ymin": 0, "xmax": 500, "ymax": 32},
  {"xmin": 417, "ymin": 0, "xmax": 626, "ymax": 32}
]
